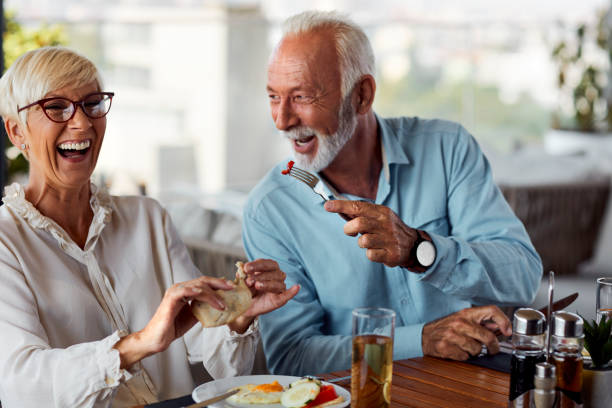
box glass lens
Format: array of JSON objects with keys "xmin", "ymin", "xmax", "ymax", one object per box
[
  {"xmin": 42, "ymin": 98, "xmax": 74, "ymax": 122},
  {"xmin": 83, "ymin": 93, "xmax": 111, "ymax": 118}
]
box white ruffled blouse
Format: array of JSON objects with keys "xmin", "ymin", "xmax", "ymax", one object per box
[{"xmin": 0, "ymin": 183, "xmax": 259, "ymax": 408}]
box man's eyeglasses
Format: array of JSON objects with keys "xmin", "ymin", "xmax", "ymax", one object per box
[{"xmin": 17, "ymin": 92, "xmax": 115, "ymax": 123}]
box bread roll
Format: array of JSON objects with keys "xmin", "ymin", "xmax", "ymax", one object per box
[{"xmin": 190, "ymin": 261, "xmax": 253, "ymax": 327}]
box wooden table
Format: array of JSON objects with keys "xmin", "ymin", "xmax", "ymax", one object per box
[
  {"xmin": 319, "ymin": 356, "xmax": 510, "ymax": 408},
  {"xmin": 138, "ymin": 356, "xmax": 510, "ymax": 407}
]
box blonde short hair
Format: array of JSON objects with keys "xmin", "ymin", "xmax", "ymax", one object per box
[
  {"xmin": 281, "ymin": 10, "xmax": 376, "ymax": 98},
  {"xmin": 0, "ymin": 46, "xmax": 103, "ymax": 125}
]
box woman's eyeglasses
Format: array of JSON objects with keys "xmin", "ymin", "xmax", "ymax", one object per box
[{"xmin": 17, "ymin": 92, "xmax": 114, "ymax": 123}]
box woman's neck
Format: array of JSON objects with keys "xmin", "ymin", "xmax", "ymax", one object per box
[{"xmin": 25, "ymin": 182, "xmax": 94, "ymax": 249}]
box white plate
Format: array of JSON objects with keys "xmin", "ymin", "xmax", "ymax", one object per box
[{"xmin": 192, "ymin": 374, "xmax": 350, "ymax": 408}]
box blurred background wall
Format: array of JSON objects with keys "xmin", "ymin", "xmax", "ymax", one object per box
[
  {"xmin": 3, "ymin": 0, "xmax": 610, "ymax": 196},
  {"xmin": 2, "ymin": 2, "xmax": 612, "ymax": 314}
]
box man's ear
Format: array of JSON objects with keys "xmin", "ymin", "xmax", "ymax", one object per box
[
  {"xmin": 354, "ymin": 74, "xmax": 376, "ymax": 115},
  {"xmin": 4, "ymin": 118, "xmax": 27, "ymax": 149}
]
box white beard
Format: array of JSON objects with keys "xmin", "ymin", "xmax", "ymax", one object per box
[{"xmin": 280, "ymin": 95, "xmax": 357, "ymax": 173}]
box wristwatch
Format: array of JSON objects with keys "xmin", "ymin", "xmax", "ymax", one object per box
[{"xmin": 408, "ymin": 229, "xmax": 436, "ymax": 272}]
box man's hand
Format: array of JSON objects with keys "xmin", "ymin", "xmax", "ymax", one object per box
[
  {"xmin": 324, "ymin": 200, "xmax": 418, "ymax": 268},
  {"xmin": 228, "ymin": 259, "xmax": 299, "ymax": 333},
  {"xmin": 422, "ymin": 305, "xmax": 512, "ymax": 360}
]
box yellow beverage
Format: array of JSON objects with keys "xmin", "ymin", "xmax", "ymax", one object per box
[{"xmin": 351, "ymin": 334, "xmax": 393, "ymax": 408}]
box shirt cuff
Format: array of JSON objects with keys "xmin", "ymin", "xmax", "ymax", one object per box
[
  {"xmin": 226, "ymin": 317, "xmax": 260, "ymax": 341},
  {"xmin": 413, "ymin": 232, "xmax": 455, "ymax": 288},
  {"xmin": 96, "ymin": 330, "xmax": 133, "ymax": 390},
  {"xmin": 393, "ymin": 323, "xmax": 425, "ymax": 360}
]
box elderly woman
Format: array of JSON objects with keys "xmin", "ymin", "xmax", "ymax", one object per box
[{"xmin": 0, "ymin": 47, "xmax": 299, "ymax": 408}]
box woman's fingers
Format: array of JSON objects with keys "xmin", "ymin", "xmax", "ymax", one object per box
[
  {"xmin": 190, "ymin": 286, "xmax": 226, "ymax": 310},
  {"xmin": 172, "ymin": 281, "xmax": 227, "ymax": 310},
  {"xmin": 189, "ymin": 275, "xmax": 235, "ymax": 291}
]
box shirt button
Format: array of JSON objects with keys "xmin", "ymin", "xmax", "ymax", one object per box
[
  {"xmin": 400, "ymin": 298, "xmax": 408, "ymax": 305},
  {"xmin": 105, "ymin": 377, "xmax": 115, "ymax": 385}
]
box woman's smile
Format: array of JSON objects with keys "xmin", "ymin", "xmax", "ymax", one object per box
[{"xmin": 56, "ymin": 138, "xmax": 92, "ymax": 161}]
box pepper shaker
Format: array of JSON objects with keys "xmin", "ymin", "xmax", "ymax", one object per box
[
  {"xmin": 551, "ymin": 311, "xmax": 584, "ymax": 407},
  {"xmin": 508, "ymin": 308, "xmax": 547, "ymax": 407}
]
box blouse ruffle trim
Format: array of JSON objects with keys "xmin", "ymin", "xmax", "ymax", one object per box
[
  {"xmin": 96, "ymin": 330, "xmax": 133, "ymax": 395},
  {"xmin": 226, "ymin": 317, "xmax": 260, "ymax": 342},
  {"xmin": 2, "ymin": 182, "xmax": 113, "ymax": 249}
]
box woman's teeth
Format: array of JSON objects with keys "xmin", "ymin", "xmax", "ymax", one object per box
[{"xmin": 58, "ymin": 140, "xmax": 91, "ymax": 151}]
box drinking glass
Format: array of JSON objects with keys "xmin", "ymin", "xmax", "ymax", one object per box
[
  {"xmin": 596, "ymin": 277, "xmax": 612, "ymax": 323},
  {"xmin": 351, "ymin": 308, "xmax": 395, "ymax": 408}
]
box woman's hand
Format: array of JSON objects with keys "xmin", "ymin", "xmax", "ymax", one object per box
[
  {"xmin": 228, "ymin": 259, "xmax": 299, "ymax": 333},
  {"xmin": 114, "ymin": 276, "xmax": 235, "ymax": 369}
]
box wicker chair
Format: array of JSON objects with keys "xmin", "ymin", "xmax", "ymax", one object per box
[{"xmin": 499, "ymin": 178, "xmax": 611, "ymax": 275}]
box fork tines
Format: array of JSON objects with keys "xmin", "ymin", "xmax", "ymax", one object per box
[{"xmin": 289, "ymin": 166, "xmax": 319, "ymax": 187}]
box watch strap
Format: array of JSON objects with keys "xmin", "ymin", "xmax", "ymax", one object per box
[{"xmin": 406, "ymin": 229, "xmax": 434, "ymax": 273}]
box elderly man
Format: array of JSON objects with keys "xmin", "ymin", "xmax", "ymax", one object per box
[{"xmin": 243, "ymin": 10, "xmax": 542, "ymax": 376}]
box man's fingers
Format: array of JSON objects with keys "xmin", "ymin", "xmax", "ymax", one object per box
[
  {"xmin": 446, "ymin": 331, "xmax": 482, "ymax": 357},
  {"xmin": 357, "ymin": 232, "xmax": 387, "ymax": 249},
  {"xmin": 271, "ymin": 284, "xmax": 300, "ymax": 308},
  {"xmin": 344, "ymin": 217, "xmax": 382, "ymax": 237},
  {"xmin": 252, "ymin": 279, "xmax": 286, "ymax": 293},
  {"xmin": 324, "ymin": 200, "xmax": 381, "ymax": 218},
  {"xmin": 248, "ymin": 285, "xmax": 301, "ymax": 317},
  {"xmin": 244, "ymin": 259, "xmax": 280, "ymax": 273},
  {"xmin": 464, "ymin": 306, "xmax": 512, "ymax": 337},
  {"xmin": 432, "ymin": 338, "xmax": 471, "ymax": 361},
  {"xmin": 366, "ymin": 248, "xmax": 388, "ymax": 264},
  {"xmin": 451, "ymin": 317, "xmax": 499, "ymax": 353}
]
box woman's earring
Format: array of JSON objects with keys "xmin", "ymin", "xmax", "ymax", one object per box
[{"xmin": 20, "ymin": 144, "xmax": 26, "ymax": 150}]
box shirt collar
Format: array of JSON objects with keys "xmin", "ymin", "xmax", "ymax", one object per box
[{"xmin": 376, "ymin": 113, "xmax": 411, "ymax": 169}]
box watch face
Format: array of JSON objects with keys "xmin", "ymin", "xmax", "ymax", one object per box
[{"xmin": 416, "ymin": 241, "xmax": 436, "ymax": 267}]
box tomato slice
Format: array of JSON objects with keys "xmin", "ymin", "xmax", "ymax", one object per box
[
  {"xmin": 303, "ymin": 385, "xmax": 338, "ymax": 408},
  {"xmin": 281, "ymin": 160, "xmax": 295, "ymax": 175}
]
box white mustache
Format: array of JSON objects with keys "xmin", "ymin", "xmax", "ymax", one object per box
[{"xmin": 280, "ymin": 127, "xmax": 317, "ymax": 141}]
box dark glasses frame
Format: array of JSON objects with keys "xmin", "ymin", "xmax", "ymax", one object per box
[{"xmin": 17, "ymin": 92, "xmax": 115, "ymax": 123}]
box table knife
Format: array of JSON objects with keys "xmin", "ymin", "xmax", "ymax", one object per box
[
  {"xmin": 496, "ymin": 291, "xmax": 579, "ymax": 354},
  {"xmin": 538, "ymin": 292, "xmax": 578, "ymax": 316},
  {"xmin": 183, "ymin": 388, "xmax": 239, "ymax": 408}
]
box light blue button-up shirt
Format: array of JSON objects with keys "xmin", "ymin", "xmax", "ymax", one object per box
[{"xmin": 243, "ymin": 116, "xmax": 542, "ymax": 376}]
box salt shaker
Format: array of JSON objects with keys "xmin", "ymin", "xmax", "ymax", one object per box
[{"xmin": 532, "ymin": 362, "xmax": 558, "ymax": 408}]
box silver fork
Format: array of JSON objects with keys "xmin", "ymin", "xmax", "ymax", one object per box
[{"xmin": 287, "ymin": 165, "xmax": 354, "ymax": 221}]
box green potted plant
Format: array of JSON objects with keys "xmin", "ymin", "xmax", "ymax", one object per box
[
  {"xmin": 582, "ymin": 315, "xmax": 612, "ymax": 408},
  {"xmin": 546, "ymin": 7, "xmax": 612, "ymax": 154},
  {"xmin": 2, "ymin": 10, "xmax": 66, "ymax": 183}
]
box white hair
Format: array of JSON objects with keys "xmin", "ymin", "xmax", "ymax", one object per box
[
  {"xmin": 0, "ymin": 46, "xmax": 103, "ymax": 126},
  {"xmin": 281, "ymin": 10, "xmax": 376, "ymax": 98}
]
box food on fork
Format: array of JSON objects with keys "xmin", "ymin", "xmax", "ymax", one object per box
[
  {"xmin": 282, "ymin": 377, "xmax": 344, "ymax": 408},
  {"xmin": 281, "ymin": 160, "xmax": 295, "ymax": 175},
  {"xmin": 190, "ymin": 262, "xmax": 253, "ymax": 327},
  {"xmin": 227, "ymin": 380, "xmax": 285, "ymax": 404}
]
